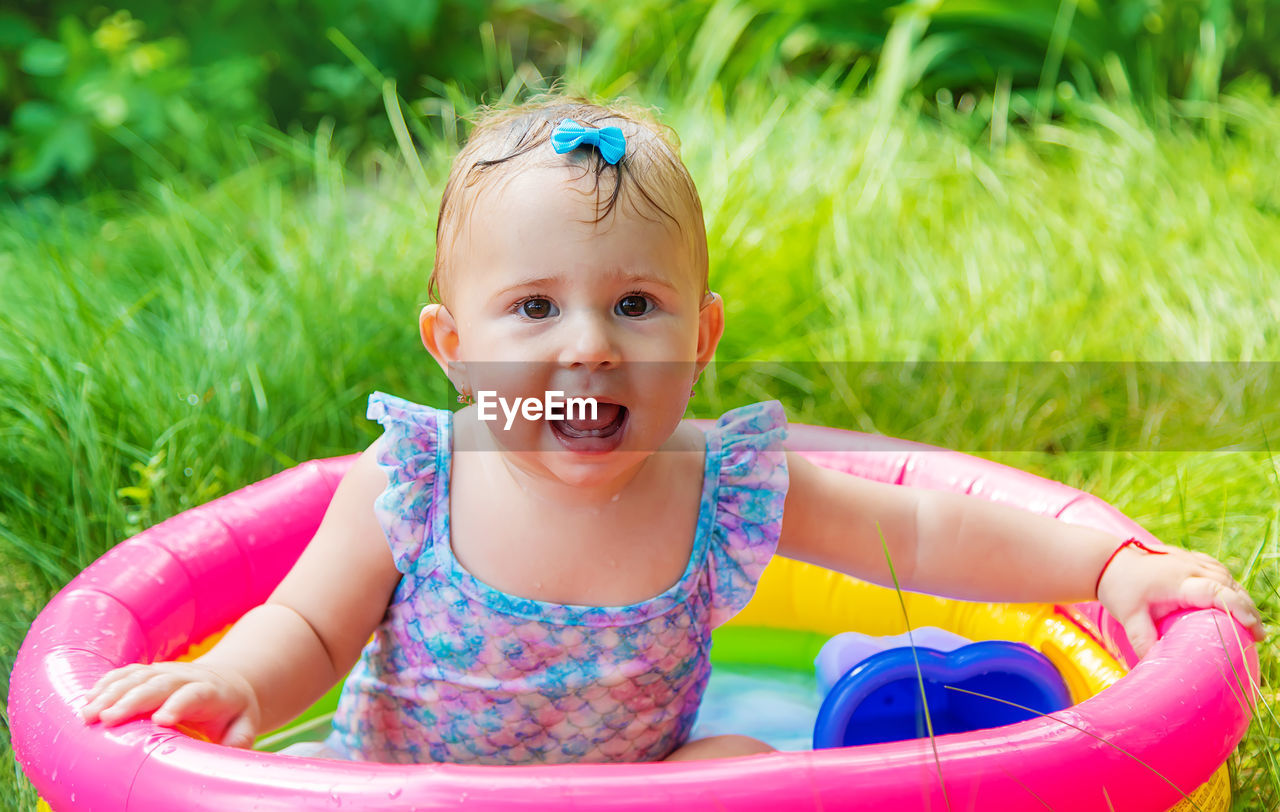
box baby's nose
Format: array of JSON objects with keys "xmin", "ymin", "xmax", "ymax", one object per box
[{"xmin": 558, "ymin": 313, "xmax": 621, "ymax": 369}]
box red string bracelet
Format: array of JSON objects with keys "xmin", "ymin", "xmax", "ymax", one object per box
[{"xmin": 1095, "ymin": 537, "xmax": 1168, "ymax": 597}]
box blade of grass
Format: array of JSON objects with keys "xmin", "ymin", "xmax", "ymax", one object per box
[
  {"xmin": 1034, "ymin": 0, "xmax": 1078, "ymax": 124},
  {"xmin": 878, "ymin": 523, "xmax": 951, "ymax": 812},
  {"xmin": 383, "ymin": 80, "xmax": 433, "ymax": 209},
  {"xmin": 253, "ymin": 712, "xmax": 336, "ymax": 751}
]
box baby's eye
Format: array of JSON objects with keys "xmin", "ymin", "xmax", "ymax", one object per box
[
  {"xmin": 615, "ymin": 294, "xmax": 654, "ymax": 318},
  {"xmin": 518, "ymin": 297, "xmax": 558, "ymax": 319}
]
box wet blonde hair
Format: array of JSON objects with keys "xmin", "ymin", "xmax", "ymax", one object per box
[{"xmin": 430, "ymin": 95, "xmax": 708, "ymax": 304}]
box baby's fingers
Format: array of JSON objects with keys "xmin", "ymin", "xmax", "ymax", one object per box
[
  {"xmin": 219, "ymin": 713, "xmax": 258, "ymax": 749},
  {"xmin": 151, "ymin": 682, "xmax": 217, "ymax": 726},
  {"xmin": 1117, "ymin": 607, "xmax": 1160, "ymax": 659},
  {"xmin": 91, "ymin": 672, "xmax": 190, "ymax": 726},
  {"xmin": 1184, "ymin": 576, "xmax": 1265, "ymax": 642},
  {"xmin": 80, "ymin": 665, "xmax": 159, "ymax": 722},
  {"xmin": 152, "ymin": 681, "xmax": 245, "ymax": 729},
  {"xmin": 153, "ymin": 679, "xmax": 257, "ymax": 747}
]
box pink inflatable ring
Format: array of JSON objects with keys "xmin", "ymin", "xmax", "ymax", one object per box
[{"xmin": 10, "ymin": 422, "xmax": 1260, "ymax": 810}]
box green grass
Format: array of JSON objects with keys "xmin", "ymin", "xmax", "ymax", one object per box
[{"xmin": 3, "ymin": 75, "xmax": 1280, "ymax": 809}]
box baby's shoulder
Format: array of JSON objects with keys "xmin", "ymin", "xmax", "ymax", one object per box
[
  {"xmin": 713, "ymin": 400, "xmax": 788, "ymax": 436},
  {"xmin": 367, "ymin": 391, "xmax": 449, "ymax": 437},
  {"xmin": 666, "ymin": 419, "xmax": 711, "ymax": 453},
  {"xmin": 702, "ymin": 401, "xmax": 790, "ymax": 498},
  {"xmin": 365, "ymin": 392, "xmax": 449, "ymax": 483},
  {"xmin": 674, "ymin": 401, "xmax": 789, "ymax": 447}
]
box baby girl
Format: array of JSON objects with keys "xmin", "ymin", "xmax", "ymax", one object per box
[{"xmin": 80, "ymin": 96, "xmax": 1264, "ymax": 764}]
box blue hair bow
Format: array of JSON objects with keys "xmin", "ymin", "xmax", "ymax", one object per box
[{"xmin": 551, "ymin": 119, "xmax": 626, "ymax": 165}]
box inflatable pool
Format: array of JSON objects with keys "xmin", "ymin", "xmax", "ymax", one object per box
[{"xmin": 10, "ymin": 422, "xmax": 1259, "ymax": 810}]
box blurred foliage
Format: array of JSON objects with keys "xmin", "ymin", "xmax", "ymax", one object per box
[
  {"xmin": 566, "ymin": 0, "xmax": 1280, "ymax": 106},
  {"xmin": 1, "ymin": 0, "xmax": 1278, "ymax": 195},
  {"xmin": 0, "ymin": 0, "xmax": 500, "ymax": 193},
  {"xmin": 0, "ymin": 9, "xmax": 241, "ymax": 191}
]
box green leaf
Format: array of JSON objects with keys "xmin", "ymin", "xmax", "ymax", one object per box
[
  {"xmin": 116, "ymin": 486, "xmax": 151, "ymax": 503},
  {"xmin": 52, "ymin": 117, "xmax": 95, "ymax": 175},
  {"xmin": 12, "ymin": 101, "xmax": 62, "ymax": 135},
  {"xmin": 11, "ymin": 114, "xmax": 95, "ymax": 188},
  {"xmin": 310, "ymin": 63, "xmax": 367, "ymax": 100},
  {"xmin": 19, "ymin": 38, "xmax": 68, "ymax": 77},
  {"xmin": 8, "ymin": 141, "xmax": 59, "ymax": 190},
  {"xmin": 382, "ymin": 0, "xmax": 440, "ymax": 34},
  {"xmin": 0, "ymin": 11, "xmax": 39, "ymax": 50}
]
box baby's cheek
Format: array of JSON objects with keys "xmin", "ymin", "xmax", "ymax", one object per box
[
  {"xmin": 468, "ymin": 362, "xmax": 547, "ymax": 403},
  {"xmin": 631, "ymin": 361, "xmax": 697, "ymax": 394}
]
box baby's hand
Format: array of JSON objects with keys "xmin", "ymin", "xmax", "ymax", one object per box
[
  {"xmin": 1096, "ymin": 542, "xmax": 1265, "ymax": 658},
  {"xmin": 79, "ymin": 661, "xmax": 260, "ymax": 748}
]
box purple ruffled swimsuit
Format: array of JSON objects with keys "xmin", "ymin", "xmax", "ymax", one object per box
[{"xmin": 325, "ymin": 392, "xmax": 789, "ymax": 764}]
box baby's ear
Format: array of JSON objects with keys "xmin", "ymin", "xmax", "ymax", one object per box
[
  {"xmin": 419, "ymin": 304, "xmax": 465, "ymax": 384},
  {"xmin": 695, "ymin": 292, "xmax": 724, "ymax": 372}
]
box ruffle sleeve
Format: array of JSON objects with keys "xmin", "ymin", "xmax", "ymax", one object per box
[
  {"xmin": 704, "ymin": 400, "xmax": 790, "ymax": 627},
  {"xmin": 366, "ymin": 392, "xmax": 450, "ymax": 575}
]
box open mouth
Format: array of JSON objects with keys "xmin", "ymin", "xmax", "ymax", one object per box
[{"xmin": 549, "ymin": 402, "xmax": 628, "ymax": 452}]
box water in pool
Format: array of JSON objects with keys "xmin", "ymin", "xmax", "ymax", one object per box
[{"xmin": 690, "ymin": 664, "xmax": 821, "ymax": 752}]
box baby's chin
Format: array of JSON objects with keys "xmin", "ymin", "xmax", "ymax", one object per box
[
  {"xmin": 508, "ymin": 444, "xmax": 653, "ymax": 496},
  {"xmin": 545, "ymin": 451, "xmax": 651, "ymax": 488},
  {"xmin": 541, "ymin": 419, "xmax": 651, "ymax": 482}
]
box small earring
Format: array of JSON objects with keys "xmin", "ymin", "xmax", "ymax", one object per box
[{"xmin": 457, "ymin": 389, "xmax": 473, "ymax": 405}]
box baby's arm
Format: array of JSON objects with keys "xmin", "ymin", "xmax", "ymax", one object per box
[
  {"xmin": 80, "ymin": 445, "xmax": 402, "ymax": 746},
  {"xmin": 777, "ymin": 453, "xmax": 1264, "ymax": 656}
]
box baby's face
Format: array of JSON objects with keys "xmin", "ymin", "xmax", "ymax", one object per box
[{"xmin": 436, "ymin": 165, "xmax": 718, "ymax": 487}]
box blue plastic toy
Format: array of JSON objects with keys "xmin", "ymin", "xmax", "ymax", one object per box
[{"xmin": 813, "ymin": 628, "xmax": 1071, "ymax": 748}]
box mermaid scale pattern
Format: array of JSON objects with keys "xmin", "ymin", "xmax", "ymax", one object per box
[{"xmin": 326, "ymin": 392, "xmax": 789, "ymax": 764}]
